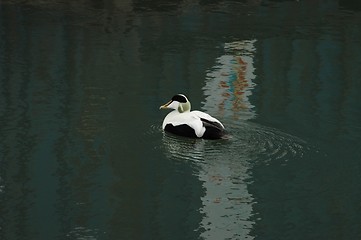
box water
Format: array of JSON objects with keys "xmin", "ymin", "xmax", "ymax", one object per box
[{"xmin": 1, "ymin": 1, "xmax": 361, "ymax": 239}]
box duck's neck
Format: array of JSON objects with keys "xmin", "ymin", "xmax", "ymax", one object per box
[{"xmin": 178, "ymin": 102, "xmax": 191, "ymax": 113}]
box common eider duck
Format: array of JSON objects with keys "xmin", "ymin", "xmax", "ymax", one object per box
[{"xmin": 159, "ymin": 94, "xmax": 226, "ymax": 139}]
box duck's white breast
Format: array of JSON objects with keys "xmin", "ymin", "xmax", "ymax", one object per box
[{"xmin": 162, "ymin": 111, "xmax": 206, "ymax": 137}]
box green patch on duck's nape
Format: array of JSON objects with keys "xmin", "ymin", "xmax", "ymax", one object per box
[{"xmin": 178, "ymin": 101, "xmax": 191, "ymax": 113}]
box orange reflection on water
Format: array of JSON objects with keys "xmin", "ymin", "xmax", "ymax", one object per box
[{"xmin": 203, "ymin": 40, "xmax": 257, "ymax": 120}]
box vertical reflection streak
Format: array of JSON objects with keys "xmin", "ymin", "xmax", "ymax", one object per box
[
  {"xmin": 203, "ymin": 40, "xmax": 257, "ymax": 121},
  {"xmin": 198, "ymin": 40, "xmax": 258, "ymax": 239}
]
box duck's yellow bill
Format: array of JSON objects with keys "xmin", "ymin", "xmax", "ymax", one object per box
[{"xmin": 159, "ymin": 100, "xmax": 172, "ymax": 109}]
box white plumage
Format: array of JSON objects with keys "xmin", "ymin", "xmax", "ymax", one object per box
[{"xmin": 159, "ymin": 94, "xmax": 226, "ymax": 139}]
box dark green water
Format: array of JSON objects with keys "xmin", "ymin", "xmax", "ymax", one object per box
[{"xmin": 1, "ymin": 1, "xmax": 361, "ymax": 239}]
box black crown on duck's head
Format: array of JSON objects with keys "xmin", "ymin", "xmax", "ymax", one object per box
[{"xmin": 171, "ymin": 94, "xmax": 188, "ymax": 103}]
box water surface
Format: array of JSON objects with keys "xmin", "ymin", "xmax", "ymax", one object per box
[{"xmin": 1, "ymin": 1, "xmax": 361, "ymax": 239}]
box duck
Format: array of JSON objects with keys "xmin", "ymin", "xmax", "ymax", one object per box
[{"xmin": 159, "ymin": 94, "xmax": 226, "ymax": 139}]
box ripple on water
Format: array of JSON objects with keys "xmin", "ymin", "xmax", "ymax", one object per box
[
  {"xmin": 228, "ymin": 121, "xmax": 310, "ymax": 165},
  {"xmin": 159, "ymin": 120, "xmax": 311, "ymax": 166},
  {"xmin": 161, "ymin": 133, "xmax": 207, "ymax": 163}
]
